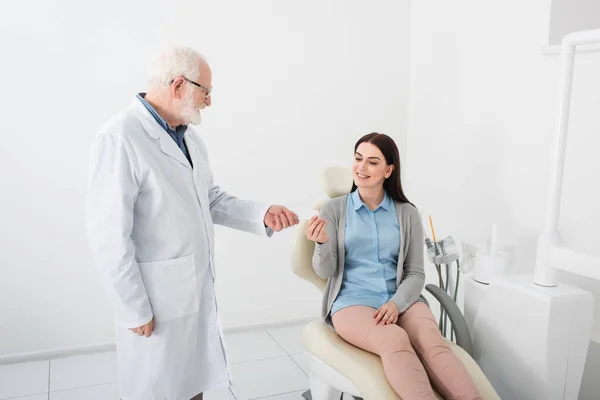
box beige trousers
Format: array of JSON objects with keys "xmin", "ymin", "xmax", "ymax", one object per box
[{"xmin": 332, "ymin": 302, "xmax": 482, "ymax": 400}]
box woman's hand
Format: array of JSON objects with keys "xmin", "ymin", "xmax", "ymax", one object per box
[
  {"xmin": 374, "ymin": 302, "xmax": 399, "ymax": 325},
  {"xmin": 305, "ymin": 216, "xmax": 329, "ymax": 244}
]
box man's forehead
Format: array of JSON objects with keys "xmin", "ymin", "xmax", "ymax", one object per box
[{"xmin": 198, "ymin": 62, "xmax": 212, "ymax": 82}]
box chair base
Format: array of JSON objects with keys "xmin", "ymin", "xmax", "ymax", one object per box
[
  {"xmin": 305, "ymin": 351, "xmax": 362, "ymax": 397},
  {"xmin": 304, "ymin": 351, "xmax": 365, "ymax": 400},
  {"xmin": 302, "ymin": 388, "xmax": 363, "ymax": 400},
  {"xmin": 309, "ymin": 372, "xmax": 343, "ymax": 400}
]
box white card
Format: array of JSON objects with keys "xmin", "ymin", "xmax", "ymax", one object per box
[{"xmin": 294, "ymin": 209, "xmax": 320, "ymax": 220}]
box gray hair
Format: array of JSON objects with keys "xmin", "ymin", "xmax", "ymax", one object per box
[{"xmin": 147, "ymin": 46, "xmax": 206, "ymax": 90}]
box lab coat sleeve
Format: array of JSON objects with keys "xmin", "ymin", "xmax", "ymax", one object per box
[
  {"xmin": 202, "ymin": 166, "xmax": 271, "ymax": 237},
  {"xmin": 390, "ymin": 207, "xmax": 426, "ymax": 314},
  {"xmin": 191, "ymin": 133, "xmax": 272, "ymax": 236},
  {"xmin": 208, "ymin": 181, "xmax": 273, "ymax": 237},
  {"xmin": 86, "ymin": 133, "xmax": 153, "ymax": 329}
]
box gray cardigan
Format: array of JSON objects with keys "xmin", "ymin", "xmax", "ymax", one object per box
[{"xmin": 312, "ymin": 194, "xmax": 426, "ymax": 330}]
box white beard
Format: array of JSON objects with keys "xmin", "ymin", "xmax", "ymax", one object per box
[{"xmin": 180, "ymin": 90, "xmax": 203, "ymax": 125}]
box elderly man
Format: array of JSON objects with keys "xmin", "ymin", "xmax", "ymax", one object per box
[{"xmin": 86, "ymin": 46, "xmax": 298, "ymax": 400}]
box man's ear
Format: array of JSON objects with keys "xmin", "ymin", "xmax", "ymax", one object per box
[{"xmin": 171, "ymin": 77, "xmax": 186, "ymax": 98}]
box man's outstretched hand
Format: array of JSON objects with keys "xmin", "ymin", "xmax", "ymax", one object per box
[{"xmin": 264, "ymin": 205, "xmax": 299, "ymax": 232}]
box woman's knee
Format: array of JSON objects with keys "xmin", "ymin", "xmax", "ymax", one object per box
[
  {"xmin": 414, "ymin": 328, "xmax": 452, "ymax": 358},
  {"xmin": 372, "ymin": 325, "xmax": 412, "ymax": 355}
]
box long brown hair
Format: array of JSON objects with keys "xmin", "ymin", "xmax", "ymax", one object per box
[{"xmin": 351, "ymin": 132, "xmax": 413, "ymax": 206}]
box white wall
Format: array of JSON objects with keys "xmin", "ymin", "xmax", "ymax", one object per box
[
  {"xmin": 407, "ymin": 0, "xmax": 600, "ymax": 396},
  {"xmin": 0, "ymin": 0, "xmax": 411, "ymax": 357},
  {"xmin": 549, "ymin": 0, "xmax": 600, "ymax": 44}
]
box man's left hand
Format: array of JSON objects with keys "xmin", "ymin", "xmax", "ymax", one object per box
[{"xmin": 264, "ymin": 205, "xmax": 299, "ymax": 232}]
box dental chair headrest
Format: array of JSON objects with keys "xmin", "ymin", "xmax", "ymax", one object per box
[
  {"xmin": 320, "ymin": 166, "xmax": 353, "ymax": 198},
  {"xmin": 292, "ymin": 166, "xmax": 354, "ymax": 293}
]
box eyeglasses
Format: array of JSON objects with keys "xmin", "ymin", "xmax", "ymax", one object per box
[
  {"xmin": 171, "ymin": 77, "xmax": 212, "ymax": 97},
  {"xmin": 184, "ymin": 78, "xmax": 212, "ymax": 97}
]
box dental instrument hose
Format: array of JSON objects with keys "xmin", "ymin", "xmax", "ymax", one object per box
[
  {"xmin": 450, "ymin": 259, "xmax": 461, "ymax": 342},
  {"xmin": 436, "ymin": 262, "xmax": 444, "ymax": 330}
]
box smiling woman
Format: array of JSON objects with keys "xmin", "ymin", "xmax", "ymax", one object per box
[
  {"xmin": 305, "ymin": 132, "xmax": 483, "ymax": 399},
  {"xmin": 351, "ymin": 133, "xmax": 412, "ymax": 209}
]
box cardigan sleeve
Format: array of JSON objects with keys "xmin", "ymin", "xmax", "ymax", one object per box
[
  {"xmin": 312, "ymin": 200, "xmax": 339, "ymax": 279},
  {"xmin": 390, "ymin": 206, "xmax": 426, "ymax": 313}
]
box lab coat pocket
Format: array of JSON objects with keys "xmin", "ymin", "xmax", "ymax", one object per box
[{"xmin": 138, "ymin": 254, "xmax": 199, "ymax": 322}]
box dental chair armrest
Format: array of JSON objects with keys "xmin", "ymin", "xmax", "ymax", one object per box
[{"xmin": 425, "ymin": 284, "xmax": 473, "ymax": 356}]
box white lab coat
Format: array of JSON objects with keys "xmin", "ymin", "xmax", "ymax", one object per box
[{"xmin": 86, "ymin": 97, "xmax": 272, "ymax": 400}]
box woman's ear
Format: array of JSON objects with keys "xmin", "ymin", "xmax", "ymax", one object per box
[{"xmin": 385, "ymin": 164, "xmax": 394, "ymax": 179}]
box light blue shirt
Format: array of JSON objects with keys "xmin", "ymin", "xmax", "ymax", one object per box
[{"xmin": 331, "ymin": 190, "xmax": 401, "ymax": 314}]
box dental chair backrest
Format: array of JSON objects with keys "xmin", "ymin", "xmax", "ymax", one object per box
[{"xmin": 290, "ymin": 166, "xmax": 354, "ymax": 293}]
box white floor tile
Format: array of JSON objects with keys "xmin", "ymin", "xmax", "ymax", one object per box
[
  {"xmin": 0, "ymin": 360, "xmax": 49, "ymax": 400},
  {"xmin": 49, "ymin": 351, "xmax": 118, "ymax": 392},
  {"xmin": 225, "ymin": 330, "xmax": 287, "ymax": 364},
  {"xmin": 267, "ymin": 324, "xmax": 305, "ymax": 355},
  {"xmin": 290, "ymin": 354, "xmax": 308, "ymax": 376},
  {"xmin": 229, "ymin": 356, "xmax": 308, "ymax": 400},
  {"xmin": 255, "ymin": 390, "xmax": 307, "ymax": 399},
  {"xmin": 4, "ymin": 395, "xmax": 48, "ymax": 400},
  {"xmin": 47, "ymin": 382, "xmax": 235, "ymax": 400},
  {"xmin": 49, "ymin": 383, "xmax": 119, "ymax": 400},
  {"xmin": 204, "ymin": 387, "xmax": 236, "ymax": 400}
]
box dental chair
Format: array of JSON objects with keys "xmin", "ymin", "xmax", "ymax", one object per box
[{"xmin": 291, "ymin": 167, "xmax": 500, "ymax": 400}]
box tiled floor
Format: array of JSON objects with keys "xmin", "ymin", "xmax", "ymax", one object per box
[{"xmin": 0, "ymin": 323, "xmax": 328, "ymax": 400}]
